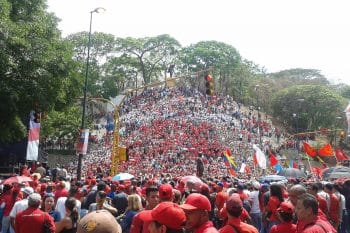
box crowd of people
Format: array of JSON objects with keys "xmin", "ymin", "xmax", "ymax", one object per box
[
  {"xmin": 0, "ymin": 171, "xmax": 349, "ymax": 233},
  {"xmin": 1, "ymin": 85, "xmax": 350, "ymax": 233}
]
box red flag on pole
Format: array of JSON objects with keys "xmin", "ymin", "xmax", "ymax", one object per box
[
  {"xmin": 245, "ymin": 165, "xmax": 251, "ymax": 174},
  {"xmin": 253, "ymin": 153, "xmax": 258, "ymax": 165},
  {"xmin": 303, "ymin": 142, "xmax": 317, "ymax": 157},
  {"xmin": 269, "ymin": 152, "xmax": 278, "ymax": 166},
  {"xmin": 318, "ymin": 143, "xmax": 334, "ymax": 157},
  {"xmin": 335, "ymin": 148, "xmax": 349, "ymax": 161},
  {"xmin": 311, "ymin": 166, "xmax": 322, "ymax": 178}
]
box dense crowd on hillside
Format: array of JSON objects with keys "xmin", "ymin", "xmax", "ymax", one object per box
[{"xmin": 1, "ymin": 85, "xmax": 350, "ymax": 233}]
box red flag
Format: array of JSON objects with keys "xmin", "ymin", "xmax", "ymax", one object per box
[
  {"xmin": 311, "ymin": 166, "xmax": 322, "ymax": 178},
  {"xmin": 293, "ymin": 161, "xmax": 298, "ymax": 169},
  {"xmin": 335, "ymin": 148, "xmax": 349, "ymax": 161},
  {"xmin": 269, "ymin": 152, "xmax": 278, "ymax": 166},
  {"xmin": 253, "ymin": 153, "xmax": 258, "ymax": 165},
  {"xmin": 245, "ymin": 165, "xmax": 251, "ymax": 174},
  {"xmin": 318, "ymin": 144, "xmax": 334, "ymax": 157},
  {"xmin": 303, "ymin": 142, "xmax": 317, "ymax": 157},
  {"xmin": 229, "ymin": 168, "xmax": 237, "ymax": 176}
]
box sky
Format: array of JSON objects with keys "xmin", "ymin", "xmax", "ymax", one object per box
[{"xmin": 47, "ymin": 0, "xmax": 350, "ymax": 85}]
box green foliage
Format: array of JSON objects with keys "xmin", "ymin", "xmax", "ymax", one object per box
[
  {"xmin": 115, "ymin": 34, "xmax": 181, "ymax": 84},
  {"xmin": 272, "ymin": 85, "xmax": 347, "ymax": 132},
  {"xmin": 0, "ymin": 0, "xmax": 81, "ymax": 142},
  {"xmin": 269, "ymin": 68, "xmax": 329, "ymax": 89},
  {"xmin": 40, "ymin": 106, "xmax": 81, "ymax": 140}
]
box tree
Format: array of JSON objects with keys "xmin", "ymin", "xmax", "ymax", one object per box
[
  {"xmin": 115, "ymin": 34, "xmax": 181, "ymax": 84},
  {"xmin": 179, "ymin": 40, "xmax": 242, "ymax": 95},
  {"xmin": 64, "ymin": 32, "xmax": 116, "ymax": 97},
  {"xmin": 0, "ymin": 0, "xmax": 81, "ymax": 142},
  {"xmin": 272, "ymin": 85, "xmax": 346, "ymax": 132},
  {"xmin": 268, "ymin": 68, "xmax": 329, "ymax": 89}
]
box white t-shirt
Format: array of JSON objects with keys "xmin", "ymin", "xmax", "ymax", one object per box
[
  {"xmin": 55, "ymin": 197, "xmax": 81, "ymax": 218},
  {"xmin": 10, "ymin": 199, "xmax": 28, "ymax": 218},
  {"xmin": 248, "ymin": 190, "xmax": 261, "ymax": 214}
]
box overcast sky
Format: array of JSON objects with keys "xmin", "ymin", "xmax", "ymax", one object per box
[{"xmin": 47, "ymin": 0, "xmax": 350, "ymax": 85}]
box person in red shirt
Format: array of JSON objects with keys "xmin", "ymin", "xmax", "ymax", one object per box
[
  {"xmin": 15, "ymin": 193, "xmax": 55, "ymax": 233},
  {"xmin": 270, "ymin": 202, "xmax": 296, "ymax": 233},
  {"xmin": 0, "ymin": 184, "xmax": 21, "ymax": 233},
  {"xmin": 130, "ymin": 186, "xmax": 159, "ymax": 233},
  {"xmin": 264, "ymin": 183, "xmax": 283, "ymax": 232},
  {"xmin": 219, "ymin": 193, "xmax": 258, "ymax": 233},
  {"xmin": 181, "ymin": 193, "xmax": 219, "ymax": 233},
  {"xmin": 138, "ymin": 202, "xmax": 186, "ymax": 233},
  {"xmin": 295, "ymin": 193, "xmax": 336, "ymax": 233},
  {"xmin": 324, "ymin": 183, "xmax": 340, "ymax": 229},
  {"xmin": 306, "ymin": 183, "xmax": 328, "ymax": 218}
]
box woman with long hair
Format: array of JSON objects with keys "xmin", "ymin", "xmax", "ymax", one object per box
[
  {"xmin": 55, "ymin": 197, "xmax": 79, "ymax": 233},
  {"xmin": 120, "ymin": 194, "xmax": 143, "ymax": 233},
  {"xmin": 42, "ymin": 193, "xmax": 61, "ymax": 222}
]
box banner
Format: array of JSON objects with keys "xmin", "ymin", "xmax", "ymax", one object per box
[
  {"xmin": 76, "ymin": 129, "xmax": 89, "ymax": 155},
  {"xmin": 345, "ymin": 101, "xmax": 350, "ymax": 136},
  {"xmin": 26, "ymin": 111, "xmax": 40, "ymax": 161}
]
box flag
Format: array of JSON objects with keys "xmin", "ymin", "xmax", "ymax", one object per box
[
  {"xmin": 289, "ymin": 159, "xmax": 298, "ymax": 168},
  {"xmin": 252, "ymin": 144, "xmax": 266, "ymax": 169},
  {"xmin": 239, "ymin": 163, "xmax": 246, "ymax": 173},
  {"xmin": 303, "ymin": 142, "xmax": 317, "ymax": 157},
  {"xmin": 245, "ymin": 165, "xmax": 251, "ymax": 174},
  {"xmin": 229, "ymin": 168, "xmax": 237, "ymax": 176},
  {"xmin": 311, "ymin": 166, "xmax": 322, "ymax": 178},
  {"xmin": 222, "ymin": 149, "xmax": 237, "ymax": 176},
  {"xmin": 269, "ymin": 152, "xmax": 278, "ymax": 166},
  {"xmin": 318, "ymin": 143, "xmax": 334, "ymax": 157},
  {"xmin": 253, "ymin": 153, "xmax": 258, "ymax": 165},
  {"xmin": 274, "ymin": 164, "xmax": 283, "ymax": 173},
  {"xmin": 345, "ymin": 101, "xmax": 350, "ymax": 136},
  {"xmin": 76, "ymin": 129, "xmax": 89, "ymax": 155},
  {"xmin": 335, "ymin": 148, "xmax": 349, "ymax": 161},
  {"xmin": 223, "ymin": 149, "xmax": 237, "ymax": 168},
  {"xmin": 26, "ymin": 111, "xmax": 41, "ymax": 161}
]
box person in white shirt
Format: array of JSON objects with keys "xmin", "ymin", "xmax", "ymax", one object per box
[
  {"xmin": 9, "ymin": 187, "xmax": 34, "ymax": 231},
  {"xmin": 55, "ymin": 185, "xmax": 81, "ymax": 218},
  {"xmin": 249, "ymin": 181, "xmax": 262, "ymax": 231}
]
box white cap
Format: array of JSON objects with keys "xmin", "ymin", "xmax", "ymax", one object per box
[{"xmin": 22, "ymin": 187, "xmax": 34, "ymax": 195}]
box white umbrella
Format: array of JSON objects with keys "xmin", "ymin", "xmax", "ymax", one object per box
[{"xmin": 112, "ymin": 173, "xmax": 134, "ymax": 181}]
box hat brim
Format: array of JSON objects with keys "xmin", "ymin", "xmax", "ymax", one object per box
[{"xmin": 180, "ymin": 204, "xmax": 198, "ymax": 211}]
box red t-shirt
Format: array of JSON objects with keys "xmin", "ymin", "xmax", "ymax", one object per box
[
  {"xmin": 15, "ymin": 207, "xmax": 55, "ymax": 233},
  {"xmin": 195, "ymin": 221, "xmax": 219, "ymax": 233},
  {"xmin": 270, "ymin": 222, "xmax": 296, "ymax": 233},
  {"xmin": 219, "ymin": 217, "xmax": 258, "ymax": 233},
  {"xmin": 267, "ymin": 196, "xmax": 281, "ymax": 222}
]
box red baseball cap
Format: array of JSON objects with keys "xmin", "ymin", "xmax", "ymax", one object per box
[
  {"xmin": 180, "ymin": 193, "xmax": 211, "ymax": 211},
  {"xmin": 138, "ymin": 202, "xmax": 186, "ymax": 230},
  {"xmin": 159, "ymin": 184, "xmax": 173, "ymax": 200},
  {"xmin": 277, "ymin": 202, "xmax": 294, "ymax": 214}
]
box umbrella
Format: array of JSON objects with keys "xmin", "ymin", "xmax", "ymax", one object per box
[
  {"xmin": 180, "ymin": 175, "xmax": 202, "ymax": 184},
  {"xmin": 258, "ymin": 175, "xmax": 288, "ymax": 184},
  {"xmin": 277, "ymin": 168, "xmax": 306, "ymax": 179},
  {"xmin": 322, "ymin": 166, "xmax": 350, "ymax": 179},
  {"xmin": 2, "ymin": 175, "xmax": 33, "ymax": 185},
  {"xmin": 112, "ymin": 173, "xmax": 134, "ymax": 181},
  {"xmin": 180, "ymin": 175, "xmax": 203, "ymax": 190}
]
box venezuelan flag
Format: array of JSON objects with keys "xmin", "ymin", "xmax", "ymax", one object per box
[{"xmin": 223, "ymin": 149, "xmax": 237, "ymax": 168}]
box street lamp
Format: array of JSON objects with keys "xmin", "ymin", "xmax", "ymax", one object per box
[
  {"xmin": 254, "ymin": 85, "xmax": 262, "ymax": 145},
  {"xmin": 334, "ymin": 116, "xmax": 342, "ymax": 148},
  {"xmin": 295, "ymin": 99, "xmax": 304, "ymax": 157},
  {"xmin": 77, "ymin": 7, "xmax": 106, "ymax": 181}
]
